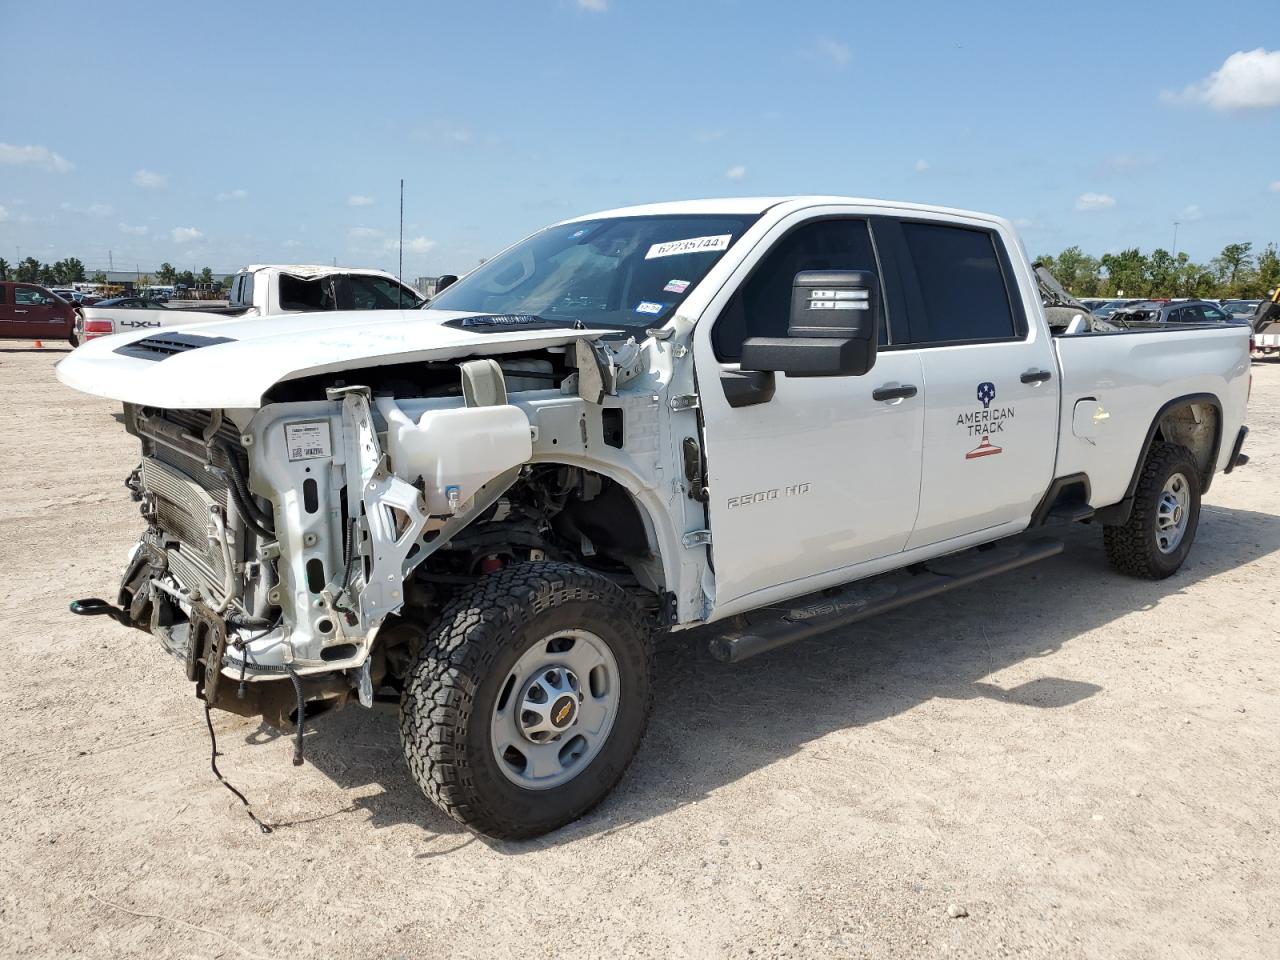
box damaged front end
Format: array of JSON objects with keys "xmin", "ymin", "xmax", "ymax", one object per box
[{"xmin": 73, "ymin": 347, "xmax": 668, "ymax": 742}]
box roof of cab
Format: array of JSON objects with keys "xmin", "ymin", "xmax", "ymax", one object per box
[
  {"xmin": 563, "ymin": 196, "xmax": 1012, "ymax": 229},
  {"xmin": 237, "ymin": 264, "xmax": 400, "ymax": 279}
]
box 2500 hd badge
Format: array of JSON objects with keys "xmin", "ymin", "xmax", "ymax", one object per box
[{"xmin": 727, "ymin": 483, "xmax": 812, "ymax": 509}]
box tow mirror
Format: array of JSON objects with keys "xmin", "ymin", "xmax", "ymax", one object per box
[{"xmin": 739, "ymin": 270, "xmax": 881, "ymax": 378}]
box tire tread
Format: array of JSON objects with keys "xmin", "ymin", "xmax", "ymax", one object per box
[
  {"xmin": 1103, "ymin": 441, "xmax": 1200, "ymax": 580},
  {"xmin": 399, "ymin": 562, "xmax": 653, "ymax": 840}
]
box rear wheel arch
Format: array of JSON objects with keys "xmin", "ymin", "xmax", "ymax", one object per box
[{"xmin": 1126, "ymin": 393, "xmax": 1223, "ymax": 497}]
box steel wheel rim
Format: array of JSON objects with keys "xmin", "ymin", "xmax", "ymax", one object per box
[
  {"xmin": 490, "ymin": 628, "xmax": 620, "ymax": 791},
  {"xmin": 1155, "ymin": 472, "xmax": 1191, "ymax": 554}
]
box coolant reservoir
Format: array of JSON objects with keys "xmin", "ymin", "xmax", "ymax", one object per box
[{"xmin": 375, "ymin": 398, "xmax": 533, "ymax": 515}]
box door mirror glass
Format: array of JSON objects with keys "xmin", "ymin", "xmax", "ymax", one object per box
[{"xmin": 739, "ymin": 270, "xmax": 881, "ymax": 377}]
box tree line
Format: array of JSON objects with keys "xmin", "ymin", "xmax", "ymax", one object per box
[
  {"xmin": 0, "ymin": 257, "xmax": 222, "ymax": 289},
  {"xmin": 1038, "ymin": 241, "xmax": 1279, "ymax": 300}
]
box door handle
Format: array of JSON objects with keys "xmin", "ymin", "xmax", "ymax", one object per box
[
  {"xmin": 1020, "ymin": 369, "xmax": 1052, "ymax": 384},
  {"xmin": 14, "ymin": 309, "xmax": 28, "ymax": 314},
  {"xmin": 872, "ymin": 384, "xmax": 918, "ymax": 402}
]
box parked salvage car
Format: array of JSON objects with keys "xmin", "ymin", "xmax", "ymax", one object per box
[
  {"xmin": 0, "ymin": 281, "xmax": 78, "ymax": 344},
  {"xmin": 1222, "ymin": 299, "xmax": 1262, "ymax": 321},
  {"xmin": 1110, "ymin": 299, "xmax": 1240, "ymax": 326},
  {"xmin": 57, "ymin": 196, "xmax": 1251, "ymax": 839}
]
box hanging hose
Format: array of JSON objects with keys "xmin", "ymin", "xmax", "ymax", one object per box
[
  {"xmin": 214, "ymin": 440, "xmax": 275, "ymax": 539},
  {"xmin": 281, "ymin": 662, "xmax": 306, "ymax": 767},
  {"xmin": 221, "ymin": 642, "xmax": 307, "ymax": 767}
]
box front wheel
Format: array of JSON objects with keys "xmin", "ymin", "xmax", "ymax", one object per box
[
  {"xmin": 1103, "ymin": 442, "xmax": 1202, "ymax": 579},
  {"xmin": 400, "ymin": 562, "xmax": 653, "ymax": 839}
]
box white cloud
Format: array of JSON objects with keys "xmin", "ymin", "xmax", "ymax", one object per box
[
  {"xmin": 347, "ymin": 194, "xmax": 375, "ymax": 207},
  {"xmin": 348, "ymin": 226, "xmax": 381, "ymax": 239},
  {"xmin": 1178, "ymin": 204, "xmax": 1203, "ymax": 222},
  {"xmin": 217, "ymin": 188, "xmax": 248, "ymax": 202},
  {"xmin": 412, "ymin": 119, "xmax": 481, "ymax": 146},
  {"xmin": 914, "ymin": 158, "xmax": 930, "ymax": 174},
  {"xmin": 283, "ymin": 239, "xmax": 302, "ymax": 249},
  {"xmin": 1165, "ymin": 48, "xmax": 1280, "ymax": 111},
  {"xmin": 119, "ymin": 223, "xmax": 148, "ymax": 236},
  {"xmin": 133, "ymin": 169, "xmax": 167, "ymax": 189},
  {"xmin": 1270, "ymin": 181, "xmax": 1280, "ymax": 193},
  {"xmin": 1102, "ymin": 152, "xmax": 1157, "ymax": 175},
  {"xmin": 807, "ymin": 35, "xmax": 851, "ymax": 67},
  {"xmin": 576, "ymin": 0, "xmax": 607, "ymax": 10},
  {"xmin": 0, "ymin": 204, "xmax": 9, "ymax": 222},
  {"xmin": 171, "ymin": 226, "xmax": 203, "ymax": 243},
  {"xmin": 61, "ymin": 201, "xmax": 113, "ymax": 217},
  {"xmin": 0, "ymin": 143, "xmax": 73, "ymax": 172},
  {"xmin": 725, "ymin": 165, "xmax": 747, "ymax": 181},
  {"xmin": 385, "ymin": 236, "xmax": 437, "ymax": 255},
  {"xmin": 1075, "ymin": 192, "xmax": 1116, "ymax": 212}
]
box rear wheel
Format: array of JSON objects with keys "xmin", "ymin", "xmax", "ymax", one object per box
[
  {"xmin": 1103, "ymin": 442, "xmax": 1201, "ymax": 579},
  {"xmin": 400, "ymin": 562, "xmax": 653, "ymax": 839}
]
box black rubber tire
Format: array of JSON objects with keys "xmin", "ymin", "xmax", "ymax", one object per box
[
  {"xmin": 399, "ymin": 562, "xmax": 653, "ymax": 840},
  {"xmin": 1103, "ymin": 441, "xmax": 1201, "ymax": 579},
  {"xmin": 67, "ymin": 330, "xmax": 79, "ymax": 347}
]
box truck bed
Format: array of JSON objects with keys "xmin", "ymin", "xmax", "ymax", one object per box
[{"xmin": 1052, "ymin": 322, "xmax": 1251, "ymax": 509}]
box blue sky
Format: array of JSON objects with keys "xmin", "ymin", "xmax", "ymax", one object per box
[{"xmin": 2, "ymin": 0, "xmax": 1278, "ymax": 277}]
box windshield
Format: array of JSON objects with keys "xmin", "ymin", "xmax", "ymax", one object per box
[{"xmin": 426, "ymin": 214, "xmax": 759, "ymax": 329}]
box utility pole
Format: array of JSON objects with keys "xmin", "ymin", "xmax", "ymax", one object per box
[
  {"xmin": 398, "ymin": 178, "xmax": 405, "ymax": 309},
  {"xmin": 1172, "ymin": 222, "xmax": 1180, "ymax": 258}
]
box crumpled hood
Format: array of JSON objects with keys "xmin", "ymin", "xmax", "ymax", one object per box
[{"xmin": 56, "ymin": 309, "xmax": 613, "ymax": 408}]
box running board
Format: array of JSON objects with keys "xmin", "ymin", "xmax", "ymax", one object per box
[
  {"xmin": 1046, "ymin": 501, "xmax": 1094, "ymax": 523},
  {"xmin": 707, "ymin": 536, "xmax": 1064, "ymax": 663}
]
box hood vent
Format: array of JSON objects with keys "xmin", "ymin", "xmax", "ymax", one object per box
[{"xmin": 114, "ymin": 333, "xmax": 236, "ymax": 361}]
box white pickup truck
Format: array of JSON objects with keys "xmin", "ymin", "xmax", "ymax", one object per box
[
  {"xmin": 57, "ymin": 196, "xmax": 1251, "ymax": 839},
  {"xmin": 75, "ymin": 264, "xmax": 424, "ymax": 342}
]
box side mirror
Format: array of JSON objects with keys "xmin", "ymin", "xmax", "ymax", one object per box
[
  {"xmin": 435, "ymin": 274, "xmax": 458, "ymax": 294},
  {"xmin": 739, "ymin": 270, "xmax": 880, "ymax": 378}
]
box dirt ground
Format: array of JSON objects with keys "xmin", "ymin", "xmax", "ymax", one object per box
[{"xmin": 0, "ymin": 342, "xmax": 1276, "ymax": 960}]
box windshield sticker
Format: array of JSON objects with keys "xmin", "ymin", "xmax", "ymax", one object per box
[
  {"xmin": 663, "ymin": 279, "xmax": 691, "ymax": 294},
  {"xmin": 635, "ymin": 301, "xmax": 666, "ymax": 315},
  {"xmin": 645, "ymin": 234, "xmax": 732, "ymax": 259},
  {"xmin": 568, "ymin": 226, "xmax": 593, "ymax": 239}
]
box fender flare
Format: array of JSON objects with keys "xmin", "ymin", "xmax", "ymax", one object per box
[{"xmin": 1097, "ymin": 392, "xmax": 1223, "ymax": 526}]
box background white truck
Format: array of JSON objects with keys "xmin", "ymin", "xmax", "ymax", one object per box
[
  {"xmin": 58, "ymin": 196, "xmax": 1250, "ymax": 839},
  {"xmin": 75, "ymin": 264, "xmax": 425, "ymax": 342}
]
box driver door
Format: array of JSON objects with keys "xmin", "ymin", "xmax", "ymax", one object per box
[
  {"xmin": 11, "ymin": 285, "xmax": 69, "ymax": 339},
  {"xmin": 692, "ymin": 211, "xmax": 924, "ymax": 609}
]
